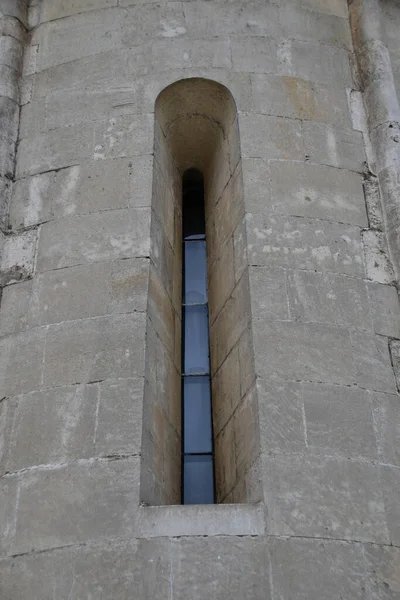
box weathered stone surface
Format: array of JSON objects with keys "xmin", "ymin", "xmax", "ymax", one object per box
[
  {"xmin": 270, "ymin": 160, "xmax": 367, "ymax": 226},
  {"xmin": 43, "ymin": 313, "xmax": 145, "ymax": 387},
  {"xmin": 242, "ymin": 158, "xmax": 271, "ymax": 214},
  {"xmin": 10, "ymin": 170, "xmax": 53, "ymax": 228},
  {"xmin": 0, "ymin": 279, "xmax": 31, "ymax": 336},
  {"xmin": 95, "ymin": 377, "xmax": 143, "ymax": 457},
  {"xmin": 253, "ymin": 319, "xmax": 356, "ymax": 384},
  {"xmin": 0, "ymin": 327, "xmax": 46, "ymax": 396},
  {"xmin": 252, "ymin": 74, "xmax": 351, "ymax": 126},
  {"xmin": 264, "ymin": 454, "xmax": 389, "ymax": 542},
  {"xmin": 246, "ymin": 214, "xmax": 364, "ymax": 277},
  {"xmin": 279, "ymin": 4, "xmax": 351, "ymax": 48},
  {"xmin": 303, "ymin": 383, "xmax": 377, "ymax": 458},
  {"xmin": 240, "ymin": 114, "xmax": 303, "ymax": 160},
  {"xmin": 13, "ymin": 457, "xmax": 140, "ymax": 553},
  {"xmin": 362, "ymin": 229, "xmax": 396, "ymax": 284},
  {"xmin": 287, "ymin": 269, "xmax": 372, "ymax": 329},
  {"xmin": 303, "ymin": 122, "xmax": 366, "ymax": 172},
  {"xmin": 5, "ymin": 384, "xmax": 97, "ymax": 472},
  {"xmin": 380, "ymin": 465, "xmax": 400, "ymax": 545},
  {"xmin": 231, "ymin": 36, "xmax": 279, "ymax": 74},
  {"xmin": 0, "ymin": 476, "xmax": 17, "ymax": 557},
  {"xmin": 36, "ymin": 208, "xmax": 150, "ymax": 272},
  {"xmin": 371, "ymin": 390, "xmax": 400, "ymax": 467},
  {"xmin": 38, "ymin": 0, "xmax": 118, "ymax": 23},
  {"xmin": 367, "ymin": 281, "xmax": 400, "ymax": 337},
  {"xmin": 269, "ymin": 537, "xmax": 367, "ymax": 600},
  {"xmin": 93, "ymin": 114, "xmax": 153, "ymax": 161},
  {"xmin": 351, "ymin": 329, "xmax": 396, "ymax": 393},
  {"xmin": 249, "ymin": 267, "xmax": 289, "ymax": 321},
  {"xmin": 363, "ymin": 543, "xmax": 400, "ymax": 600}
]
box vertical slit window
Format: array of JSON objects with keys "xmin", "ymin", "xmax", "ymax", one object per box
[{"xmin": 181, "ymin": 169, "xmax": 215, "ymax": 505}]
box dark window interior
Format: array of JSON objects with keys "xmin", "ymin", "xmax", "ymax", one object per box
[{"xmin": 181, "ymin": 169, "xmax": 215, "ymax": 504}]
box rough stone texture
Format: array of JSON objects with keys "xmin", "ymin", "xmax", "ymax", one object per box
[{"xmin": 0, "ymin": 0, "xmax": 399, "ymax": 597}]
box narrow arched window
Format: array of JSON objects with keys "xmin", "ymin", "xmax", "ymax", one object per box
[{"xmin": 182, "ymin": 169, "xmax": 215, "ymax": 504}]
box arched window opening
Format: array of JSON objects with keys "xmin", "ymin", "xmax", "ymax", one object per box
[
  {"xmin": 141, "ymin": 78, "xmax": 262, "ymax": 507},
  {"xmin": 182, "ymin": 169, "xmax": 215, "ymax": 504}
]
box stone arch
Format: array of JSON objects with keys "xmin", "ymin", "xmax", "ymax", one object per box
[{"xmin": 140, "ymin": 78, "xmax": 261, "ymax": 505}]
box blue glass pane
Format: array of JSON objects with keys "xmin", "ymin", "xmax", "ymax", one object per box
[
  {"xmin": 183, "ymin": 305, "xmax": 210, "ymax": 375},
  {"xmin": 184, "ymin": 241, "xmax": 207, "ymax": 305},
  {"xmin": 183, "ymin": 376, "xmax": 212, "ymax": 454},
  {"xmin": 183, "ymin": 455, "xmax": 214, "ymax": 504}
]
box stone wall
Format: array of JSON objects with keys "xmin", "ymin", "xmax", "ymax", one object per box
[{"xmin": 0, "ymin": 0, "xmax": 400, "ymax": 597}]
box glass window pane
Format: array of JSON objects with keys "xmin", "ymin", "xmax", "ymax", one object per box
[
  {"xmin": 183, "ymin": 455, "xmax": 214, "ymax": 504},
  {"xmin": 183, "ymin": 376, "xmax": 212, "ymax": 454},
  {"xmin": 184, "ymin": 241, "xmax": 207, "ymax": 305},
  {"xmin": 183, "ymin": 305, "xmax": 210, "ymax": 375}
]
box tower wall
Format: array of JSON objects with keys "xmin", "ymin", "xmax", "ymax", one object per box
[{"xmin": 1, "ymin": 0, "xmax": 400, "ymax": 597}]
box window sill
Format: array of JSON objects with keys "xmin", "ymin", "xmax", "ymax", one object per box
[{"xmin": 135, "ymin": 503, "xmax": 265, "ymax": 538}]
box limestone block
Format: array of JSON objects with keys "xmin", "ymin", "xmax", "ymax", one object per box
[
  {"xmin": 252, "ymin": 74, "xmax": 351, "ymax": 127},
  {"xmin": 242, "ymin": 158, "xmax": 271, "ymax": 215},
  {"xmin": 367, "ymin": 282, "xmax": 400, "ymax": 337},
  {"xmin": 0, "ymin": 14, "xmax": 26, "ymax": 41},
  {"xmin": 0, "ymin": 477, "xmax": 18, "ymax": 557},
  {"xmin": 257, "ymin": 378, "xmax": 306, "ymax": 454},
  {"xmin": 363, "ymin": 543, "xmax": 400, "ymax": 599},
  {"xmin": 0, "ymin": 64, "xmax": 19, "ymax": 102},
  {"xmin": 270, "ymin": 161, "xmax": 367, "ymax": 226},
  {"xmin": 249, "ymin": 267, "xmax": 289, "ymax": 321},
  {"xmin": 208, "ymin": 238, "xmax": 235, "ymax": 324},
  {"xmin": 214, "ymin": 416, "xmax": 237, "ymax": 502},
  {"xmin": 16, "ymin": 122, "xmax": 95, "ymax": 178},
  {"xmin": 234, "ymin": 385, "xmax": 260, "ymax": 482},
  {"xmin": 212, "ymin": 345, "xmax": 240, "ymax": 437},
  {"xmin": 95, "ymin": 377, "xmax": 144, "ymax": 457},
  {"xmin": 0, "ymin": 326, "xmax": 46, "ymax": 396},
  {"xmin": 351, "ymin": 329, "xmax": 396, "ymax": 393},
  {"xmin": 362, "ymin": 229, "xmax": 395, "ymax": 284},
  {"xmin": 36, "ymin": 208, "xmax": 150, "ymax": 272},
  {"xmin": 380, "ymin": 465, "xmax": 400, "ymax": 545},
  {"xmin": 93, "ymin": 114, "xmax": 153, "ymax": 161},
  {"xmin": 297, "ymin": 0, "xmax": 348, "ymax": 18},
  {"xmin": 253, "ymin": 319, "xmax": 356, "ymax": 385},
  {"xmin": 246, "ymin": 214, "xmax": 364, "ymax": 277},
  {"xmin": 280, "ymin": 4, "xmax": 351, "ymax": 48},
  {"xmin": 43, "ymin": 313, "xmax": 145, "ymax": 388},
  {"xmin": 233, "ymin": 217, "xmax": 248, "ymax": 284},
  {"xmin": 240, "ymin": 114, "xmax": 303, "ymax": 160},
  {"xmin": 107, "ymin": 257, "xmax": 149, "ymax": 314},
  {"xmin": 369, "ymin": 121, "xmax": 400, "ymax": 173},
  {"xmin": 18, "ymin": 97, "xmax": 48, "ymax": 138},
  {"xmin": 147, "ymin": 265, "xmax": 175, "ymax": 356},
  {"xmin": 303, "ymin": 122, "xmax": 366, "ymax": 172},
  {"xmin": 0, "ymin": 175, "xmax": 11, "ymax": 228},
  {"xmin": 38, "ymin": 0, "xmax": 118, "ymax": 23},
  {"xmin": 231, "ymin": 36, "xmax": 279, "ymax": 74},
  {"xmin": 0, "ymin": 130, "xmax": 15, "ymax": 177},
  {"xmin": 9, "ymin": 170, "xmax": 54, "ymax": 229},
  {"xmin": 5, "ymin": 384, "xmax": 98, "ymax": 473},
  {"xmin": 303, "ymin": 383, "xmax": 377, "ymax": 458},
  {"xmin": 279, "ymin": 39, "xmax": 352, "ymax": 86},
  {"xmin": 389, "ymin": 339, "xmax": 400, "ymax": 392},
  {"xmin": 264, "ymin": 454, "xmax": 389, "ymax": 542},
  {"xmin": 0, "ymin": 279, "xmax": 31, "ymax": 336},
  {"xmin": 0, "ymin": 0, "xmax": 28, "ymax": 26},
  {"xmin": 371, "ymin": 390, "xmax": 400, "ymax": 467},
  {"xmin": 13, "ymin": 457, "xmax": 140, "ymax": 554},
  {"xmin": 0, "ymin": 229, "xmax": 37, "ymax": 286},
  {"xmin": 0, "ymin": 96, "xmax": 19, "ymax": 142},
  {"xmin": 287, "ymin": 269, "xmax": 372, "ymax": 329},
  {"xmin": 0, "ymin": 35, "xmax": 23, "ymax": 71},
  {"xmin": 269, "ymin": 537, "xmax": 366, "ymax": 600},
  {"xmin": 184, "ymin": 1, "xmax": 280, "ymax": 39}
]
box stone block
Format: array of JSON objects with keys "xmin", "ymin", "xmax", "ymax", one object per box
[
  {"xmin": 16, "ymin": 122, "xmax": 95, "ymax": 178},
  {"xmin": 214, "ymin": 416, "xmax": 236, "ymax": 502},
  {"xmin": 269, "ymin": 537, "xmax": 366, "ymax": 600},
  {"xmin": 249, "ymin": 267, "xmax": 289, "ymax": 321},
  {"xmin": 212, "ymin": 345, "xmax": 241, "ymax": 437},
  {"xmin": 242, "ymin": 158, "xmax": 271, "ymax": 215},
  {"xmin": 252, "ymin": 74, "xmax": 351, "ymax": 127},
  {"xmin": 5, "ymin": 384, "xmax": 97, "ymax": 472},
  {"xmin": 231, "ymin": 36, "xmax": 279, "ymax": 74},
  {"xmin": 0, "ymin": 96, "xmax": 19, "ymax": 142},
  {"xmin": 184, "ymin": 1, "xmax": 280, "ymax": 39},
  {"xmin": 0, "ymin": 64, "xmax": 19, "ymax": 102},
  {"xmin": 0, "ymin": 477, "xmax": 18, "ymax": 557},
  {"xmin": 39, "ymin": 0, "xmax": 118, "ymax": 23},
  {"xmin": 279, "ymin": 39, "xmax": 352, "ymax": 87},
  {"xmin": 371, "ymin": 391, "xmax": 400, "ymax": 467},
  {"xmin": 367, "ymin": 282, "xmax": 400, "ymax": 337},
  {"xmin": 253, "ymin": 320, "xmax": 356, "ymax": 385},
  {"xmin": 299, "ymin": 0, "xmax": 348, "ymax": 18},
  {"xmin": 303, "ymin": 383, "xmax": 377, "ymax": 458},
  {"xmin": 108, "ymin": 257, "xmax": 149, "ymax": 314},
  {"xmin": 233, "ymin": 217, "xmax": 248, "ymax": 284},
  {"xmin": 238, "ymin": 326, "xmax": 256, "ymax": 399},
  {"xmin": 279, "ymin": 4, "xmax": 351, "ymax": 48},
  {"xmin": 0, "ymin": 327, "xmax": 46, "ymax": 396},
  {"xmin": 0, "ymin": 35, "xmax": 23, "ymax": 71},
  {"xmin": 363, "ymin": 544, "xmax": 400, "ymax": 600},
  {"xmin": 36, "ymin": 208, "xmax": 150, "ymax": 272},
  {"xmin": 0, "ymin": 0, "xmax": 28, "ymax": 25},
  {"xmin": 0, "ymin": 280, "xmax": 31, "ymax": 336},
  {"xmin": 270, "ymin": 160, "xmax": 367, "ymax": 226},
  {"xmin": 93, "ymin": 114, "xmax": 153, "ymax": 161},
  {"xmin": 234, "ymin": 385, "xmax": 260, "ymax": 482},
  {"xmin": 95, "ymin": 377, "xmax": 144, "ymax": 457},
  {"xmin": 362, "ymin": 229, "xmax": 395, "ymax": 284},
  {"xmin": 380, "ymin": 465, "xmax": 400, "ymax": 545},
  {"xmin": 208, "ymin": 238, "xmax": 235, "ymax": 324},
  {"xmin": 257, "ymin": 378, "xmax": 306, "ymax": 454},
  {"xmin": 246, "ymin": 214, "xmax": 364, "ymax": 276},
  {"xmin": 0, "ymin": 175, "xmax": 11, "ymax": 229},
  {"xmin": 240, "ymin": 114, "xmax": 303, "ymax": 160},
  {"xmin": 287, "ymin": 269, "xmax": 371, "ymax": 329},
  {"xmin": 303, "ymin": 122, "xmax": 365, "ymax": 172},
  {"xmin": 13, "ymin": 457, "xmax": 140, "ymax": 553},
  {"xmin": 351, "ymin": 329, "xmax": 396, "ymax": 393},
  {"xmin": 9, "ymin": 170, "xmax": 53, "ymax": 229},
  {"xmin": 264, "ymin": 454, "xmax": 389, "ymax": 542},
  {"xmin": 43, "ymin": 313, "xmax": 145, "ymax": 387}
]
